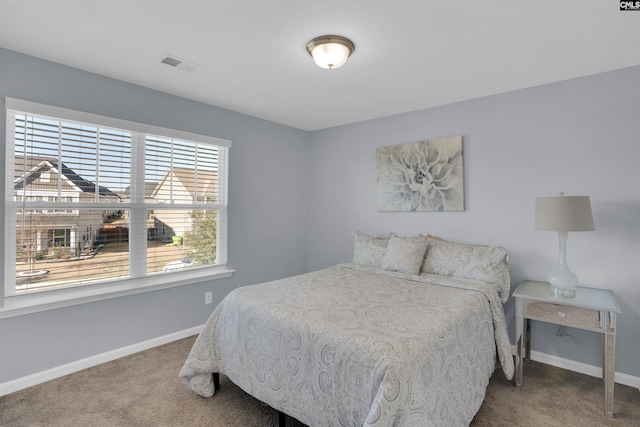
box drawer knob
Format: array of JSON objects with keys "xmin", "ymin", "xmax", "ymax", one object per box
[{"xmin": 558, "ymin": 311, "xmax": 565, "ymax": 318}]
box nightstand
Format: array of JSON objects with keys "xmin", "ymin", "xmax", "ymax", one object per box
[{"xmin": 513, "ymin": 280, "xmax": 620, "ymax": 418}]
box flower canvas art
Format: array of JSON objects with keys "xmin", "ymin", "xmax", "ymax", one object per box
[{"xmin": 376, "ymin": 136, "xmax": 464, "ymax": 211}]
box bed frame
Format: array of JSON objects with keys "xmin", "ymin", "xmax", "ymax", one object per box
[{"xmin": 213, "ymin": 372, "xmax": 287, "ymax": 426}]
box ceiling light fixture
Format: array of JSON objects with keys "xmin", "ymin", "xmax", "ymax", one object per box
[{"xmin": 306, "ymin": 35, "xmax": 355, "ymax": 70}]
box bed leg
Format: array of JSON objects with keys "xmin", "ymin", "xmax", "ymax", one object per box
[
  {"xmin": 278, "ymin": 411, "xmax": 286, "ymax": 427},
  {"xmin": 213, "ymin": 373, "xmax": 220, "ymax": 392}
]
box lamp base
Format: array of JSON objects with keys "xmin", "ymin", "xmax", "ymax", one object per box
[
  {"xmin": 550, "ymin": 285, "xmax": 576, "ymax": 298},
  {"xmin": 548, "ymin": 231, "xmax": 578, "ymax": 298}
]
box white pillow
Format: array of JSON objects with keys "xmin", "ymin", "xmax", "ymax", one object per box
[
  {"xmin": 352, "ymin": 231, "xmax": 388, "ymax": 267},
  {"xmin": 422, "ymin": 235, "xmax": 511, "ymax": 302},
  {"xmin": 380, "ymin": 233, "xmax": 430, "ymax": 275}
]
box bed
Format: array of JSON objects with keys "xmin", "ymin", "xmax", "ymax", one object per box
[{"xmin": 180, "ymin": 232, "xmax": 515, "ymax": 426}]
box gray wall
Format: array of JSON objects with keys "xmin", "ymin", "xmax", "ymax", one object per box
[
  {"xmin": 0, "ymin": 48, "xmax": 310, "ymax": 383},
  {"xmin": 1, "ymin": 47, "xmax": 638, "ymax": 385},
  {"xmin": 306, "ymin": 65, "xmax": 640, "ymax": 378}
]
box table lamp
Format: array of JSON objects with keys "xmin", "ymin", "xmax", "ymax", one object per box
[{"xmin": 535, "ymin": 193, "xmax": 595, "ymax": 298}]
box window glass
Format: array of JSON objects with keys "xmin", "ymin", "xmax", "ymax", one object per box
[{"xmin": 6, "ymin": 99, "xmax": 230, "ymax": 296}]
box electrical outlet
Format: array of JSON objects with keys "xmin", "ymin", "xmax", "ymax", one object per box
[{"xmin": 205, "ymin": 291, "xmax": 213, "ymax": 305}]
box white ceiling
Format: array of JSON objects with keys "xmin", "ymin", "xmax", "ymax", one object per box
[{"xmin": 1, "ymin": 1, "xmax": 639, "ymax": 131}]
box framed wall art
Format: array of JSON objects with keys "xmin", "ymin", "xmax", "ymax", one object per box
[{"xmin": 376, "ymin": 135, "xmax": 464, "ymax": 212}]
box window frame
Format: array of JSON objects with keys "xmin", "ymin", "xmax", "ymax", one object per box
[{"xmin": 1, "ymin": 98, "xmax": 233, "ymax": 318}]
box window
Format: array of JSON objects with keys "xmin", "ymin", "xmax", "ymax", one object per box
[
  {"xmin": 51, "ymin": 228, "xmax": 71, "ymax": 247},
  {"xmin": 4, "ymin": 98, "xmax": 230, "ymax": 299}
]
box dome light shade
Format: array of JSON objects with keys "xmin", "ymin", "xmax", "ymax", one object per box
[{"xmin": 306, "ymin": 35, "xmax": 355, "ymax": 70}]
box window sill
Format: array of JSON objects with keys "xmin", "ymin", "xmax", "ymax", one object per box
[{"xmin": 0, "ymin": 266, "xmax": 235, "ymax": 319}]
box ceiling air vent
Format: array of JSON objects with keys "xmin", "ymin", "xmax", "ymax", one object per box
[{"xmin": 160, "ymin": 54, "xmax": 198, "ymax": 72}]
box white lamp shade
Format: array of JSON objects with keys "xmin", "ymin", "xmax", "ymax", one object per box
[
  {"xmin": 310, "ymin": 43, "xmax": 350, "ymax": 69},
  {"xmin": 535, "ymin": 194, "xmax": 595, "ymax": 232}
]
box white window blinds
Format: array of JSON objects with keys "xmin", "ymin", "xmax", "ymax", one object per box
[{"xmin": 4, "ymin": 98, "xmax": 230, "ymax": 296}]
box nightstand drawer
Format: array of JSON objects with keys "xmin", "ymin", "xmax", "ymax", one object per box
[{"xmin": 525, "ymin": 301, "xmax": 601, "ymax": 329}]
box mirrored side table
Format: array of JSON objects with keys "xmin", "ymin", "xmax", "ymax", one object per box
[{"xmin": 513, "ymin": 280, "xmax": 620, "ymax": 418}]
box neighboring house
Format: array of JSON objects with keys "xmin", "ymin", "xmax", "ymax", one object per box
[
  {"xmin": 13, "ymin": 157, "xmax": 121, "ymax": 260},
  {"xmin": 120, "ymin": 182, "xmax": 159, "ymax": 233},
  {"xmin": 150, "ymin": 167, "xmax": 217, "ymax": 241},
  {"xmin": 120, "ymin": 182, "xmax": 159, "ymax": 204}
]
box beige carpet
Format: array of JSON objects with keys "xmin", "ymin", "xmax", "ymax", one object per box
[{"xmin": 1, "ymin": 336, "xmax": 638, "ymax": 426}]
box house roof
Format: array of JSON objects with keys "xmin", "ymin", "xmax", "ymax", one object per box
[
  {"xmin": 151, "ymin": 167, "xmax": 218, "ymax": 200},
  {"xmin": 14, "ymin": 158, "xmax": 121, "ymax": 199},
  {"xmin": 122, "ymin": 182, "xmax": 160, "ymax": 199}
]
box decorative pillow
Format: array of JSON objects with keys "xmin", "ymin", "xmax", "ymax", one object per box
[
  {"xmin": 352, "ymin": 231, "xmax": 388, "ymax": 267},
  {"xmin": 422, "ymin": 235, "xmax": 510, "ymax": 302},
  {"xmin": 380, "ymin": 233, "xmax": 430, "ymax": 275}
]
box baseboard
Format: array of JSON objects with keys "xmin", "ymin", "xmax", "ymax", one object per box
[
  {"xmin": 0, "ymin": 325, "xmax": 204, "ymax": 397},
  {"xmin": 511, "ymin": 345, "xmax": 640, "ymax": 391}
]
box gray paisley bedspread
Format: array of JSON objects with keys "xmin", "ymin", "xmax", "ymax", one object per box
[{"xmin": 179, "ymin": 263, "xmax": 514, "ymax": 426}]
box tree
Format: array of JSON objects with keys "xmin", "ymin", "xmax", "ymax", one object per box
[
  {"xmin": 184, "ymin": 210, "xmax": 217, "ymax": 265},
  {"xmin": 17, "ymin": 211, "xmax": 55, "ymax": 273}
]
